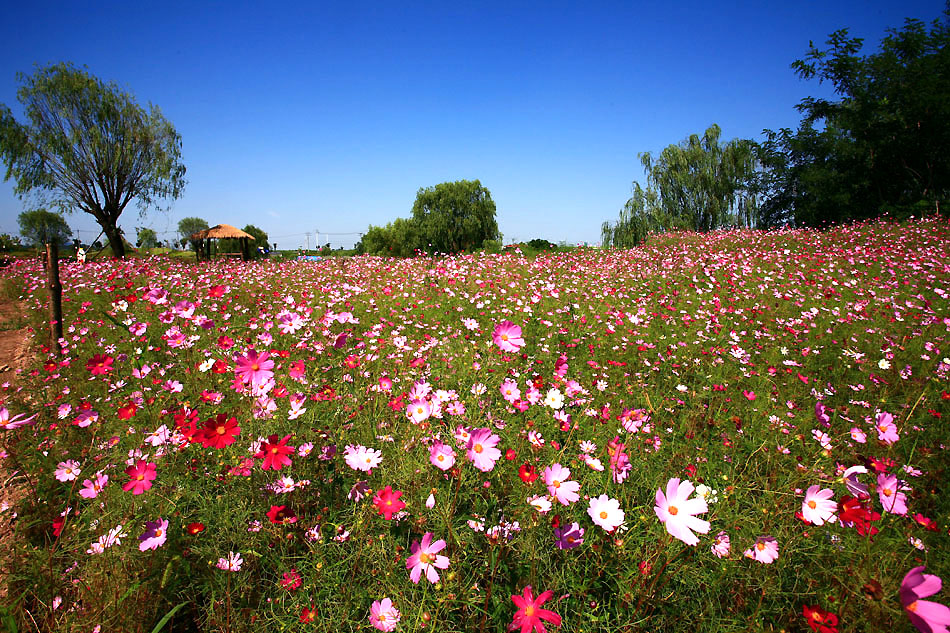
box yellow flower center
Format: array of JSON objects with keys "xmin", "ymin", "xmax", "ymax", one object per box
[
  {"xmin": 137, "ymin": 475, "xmax": 145, "ymax": 481},
  {"xmin": 756, "ymin": 542, "xmax": 766, "ymax": 551},
  {"xmin": 251, "ymin": 363, "xmax": 259, "ymax": 371},
  {"xmin": 668, "ymin": 505, "xmax": 679, "ymax": 516},
  {"xmin": 217, "ymin": 426, "xmax": 227, "ymax": 435},
  {"xmin": 524, "ymin": 605, "xmax": 535, "ymax": 617},
  {"xmin": 883, "ymin": 488, "xmax": 893, "ymax": 497},
  {"xmin": 501, "ymin": 334, "xmax": 509, "ymax": 341},
  {"xmin": 419, "ymin": 552, "xmax": 433, "ymax": 564},
  {"xmin": 907, "ymin": 601, "xmax": 918, "ymax": 613},
  {"xmin": 474, "ymin": 444, "xmax": 483, "ymax": 454},
  {"xmin": 599, "ymin": 511, "xmax": 608, "ymax": 519},
  {"xmin": 807, "ymin": 500, "xmax": 817, "ymax": 509},
  {"xmin": 437, "ymin": 455, "xmax": 444, "ymax": 462},
  {"xmin": 553, "ymin": 480, "xmax": 561, "ymax": 489}
]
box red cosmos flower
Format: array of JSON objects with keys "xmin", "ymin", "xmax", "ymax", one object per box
[
  {"xmin": 802, "ymin": 604, "xmax": 839, "ymax": 633},
  {"xmin": 266, "ymin": 504, "xmax": 297, "ymax": 524},
  {"xmin": 208, "ymin": 284, "xmax": 228, "ymax": 298},
  {"xmin": 117, "ymin": 402, "xmax": 137, "ymax": 420},
  {"xmin": 344, "ymin": 354, "xmax": 360, "ymax": 369},
  {"xmin": 838, "ymin": 496, "xmax": 881, "ymax": 537},
  {"xmin": 505, "ymin": 449, "xmax": 517, "ymax": 461},
  {"xmin": 86, "ymin": 354, "xmax": 114, "ymax": 375},
  {"xmin": 255, "ymin": 434, "xmax": 295, "ymax": 470},
  {"xmin": 185, "ymin": 522, "xmax": 205, "ymax": 535},
  {"xmin": 299, "ymin": 605, "xmax": 318, "ymax": 623},
  {"xmin": 280, "ymin": 568, "xmax": 302, "ymax": 591},
  {"xmin": 519, "ymin": 463, "xmax": 539, "ymax": 484},
  {"xmin": 212, "ymin": 359, "xmax": 230, "ymax": 373},
  {"xmin": 913, "ymin": 513, "xmax": 939, "ymax": 532},
  {"xmin": 373, "ymin": 485, "xmax": 407, "ymax": 520},
  {"xmin": 217, "ymin": 335, "xmax": 234, "ymax": 350},
  {"xmin": 52, "ymin": 516, "xmax": 65, "ymax": 537},
  {"xmin": 510, "ymin": 586, "xmax": 561, "ymax": 633},
  {"xmin": 199, "ymin": 414, "xmax": 241, "ymax": 449},
  {"xmin": 174, "ymin": 408, "xmax": 201, "ymax": 444}
]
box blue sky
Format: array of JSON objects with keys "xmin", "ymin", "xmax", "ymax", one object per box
[{"xmin": 1, "ymin": 1, "xmax": 945, "ymax": 248}]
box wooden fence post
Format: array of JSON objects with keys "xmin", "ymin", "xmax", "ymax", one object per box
[{"xmin": 46, "ymin": 241, "xmax": 64, "ymax": 354}]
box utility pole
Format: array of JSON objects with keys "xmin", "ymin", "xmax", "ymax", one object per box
[
  {"xmin": 315, "ymin": 229, "xmax": 319, "ymax": 250},
  {"xmin": 305, "ymin": 232, "xmax": 311, "ymax": 250}
]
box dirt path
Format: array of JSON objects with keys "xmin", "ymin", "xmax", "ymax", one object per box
[{"xmin": 0, "ymin": 288, "xmax": 35, "ymax": 602}]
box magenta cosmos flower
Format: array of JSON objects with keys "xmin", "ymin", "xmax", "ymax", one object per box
[
  {"xmin": 543, "ymin": 464, "xmax": 580, "ymax": 506},
  {"xmin": 466, "ymin": 428, "xmax": 502, "ymax": 472},
  {"xmin": 509, "ymin": 585, "xmax": 562, "ymax": 633},
  {"xmin": 255, "ymin": 434, "xmax": 295, "ymax": 470},
  {"xmin": 492, "ymin": 320, "xmax": 525, "ymax": 353},
  {"xmin": 0, "ymin": 406, "xmax": 37, "ymax": 430},
  {"xmin": 138, "ymin": 517, "xmax": 169, "ymax": 551},
  {"xmin": 369, "ymin": 597, "xmax": 401, "ymax": 632},
  {"xmin": 654, "ymin": 478, "xmax": 710, "ymax": 546},
  {"xmin": 406, "ymin": 532, "xmax": 450, "ymax": 584},
  {"xmin": 877, "ymin": 472, "xmax": 909, "ymax": 515},
  {"xmin": 233, "ymin": 349, "xmax": 274, "ymax": 387},
  {"xmin": 900, "ymin": 566, "xmax": 950, "ymax": 633},
  {"xmin": 123, "ymin": 460, "xmax": 157, "ymax": 495},
  {"xmin": 801, "ymin": 485, "xmax": 837, "ymax": 526}
]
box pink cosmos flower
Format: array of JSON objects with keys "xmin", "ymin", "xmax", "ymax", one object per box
[
  {"xmin": 587, "ymin": 494, "xmax": 624, "ymax": 532},
  {"xmin": 429, "ymin": 441, "xmax": 456, "ymax": 471},
  {"xmin": 877, "ymin": 473, "xmax": 909, "ymax": 515},
  {"xmin": 875, "ymin": 411, "xmax": 900, "ymax": 444},
  {"xmin": 407, "ymin": 399, "xmax": 431, "ymax": 424},
  {"xmin": 509, "ymin": 585, "xmax": 562, "ymax": 633},
  {"xmin": 543, "ymin": 463, "xmax": 580, "ymax": 506},
  {"xmin": 138, "ymin": 518, "xmax": 169, "ymax": 551},
  {"xmin": 255, "ymin": 434, "xmax": 295, "ymax": 471},
  {"xmin": 744, "ymin": 536, "xmax": 779, "ymax": 564},
  {"xmin": 466, "ymin": 428, "xmax": 501, "ymax": 472},
  {"xmin": 233, "ymin": 349, "xmax": 275, "ymax": 388},
  {"xmin": 801, "ymin": 485, "xmax": 837, "ymax": 526},
  {"xmin": 217, "ymin": 551, "xmax": 243, "ymax": 571},
  {"xmin": 369, "ymin": 597, "xmax": 401, "ymax": 632},
  {"xmin": 79, "ymin": 472, "xmax": 109, "ymax": 499},
  {"xmin": 711, "ymin": 530, "xmax": 731, "ymax": 558},
  {"xmin": 493, "ymin": 320, "xmax": 525, "ymax": 353},
  {"xmin": 406, "ymin": 532, "xmax": 450, "ymax": 584},
  {"xmin": 654, "ymin": 478, "xmax": 710, "ymax": 546},
  {"xmin": 842, "ymin": 465, "xmax": 870, "ymax": 498},
  {"xmin": 900, "ymin": 566, "xmax": 950, "ymax": 633},
  {"xmin": 344, "ymin": 444, "xmax": 382, "ymax": 472},
  {"xmin": 54, "ymin": 460, "xmax": 81, "ymax": 482},
  {"xmin": 0, "ymin": 406, "xmax": 37, "ymax": 430},
  {"xmin": 500, "ymin": 379, "xmax": 522, "ymax": 403},
  {"xmin": 122, "ymin": 460, "xmax": 157, "ymax": 495}
]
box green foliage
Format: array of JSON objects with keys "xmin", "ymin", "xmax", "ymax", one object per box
[
  {"xmin": 359, "ymin": 216, "xmax": 421, "ymax": 257},
  {"xmin": 177, "ymin": 217, "xmax": 208, "ymax": 251},
  {"xmin": 411, "ymin": 179, "xmax": 500, "ymax": 254},
  {"xmin": 242, "ymin": 224, "xmax": 269, "ymax": 255},
  {"xmin": 136, "ymin": 227, "xmax": 158, "ymax": 249},
  {"xmin": 0, "ymin": 62, "xmax": 186, "ymax": 257},
  {"xmin": 760, "ymin": 11, "xmax": 950, "ymax": 225},
  {"xmin": 17, "ymin": 208, "xmax": 72, "ymax": 246},
  {"xmin": 602, "ymin": 125, "xmax": 759, "ymax": 248},
  {"xmin": 0, "ymin": 233, "xmax": 21, "ymax": 252}
]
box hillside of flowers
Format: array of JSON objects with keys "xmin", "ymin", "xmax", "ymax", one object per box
[{"xmin": 1, "ymin": 218, "xmax": 949, "ymax": 632}]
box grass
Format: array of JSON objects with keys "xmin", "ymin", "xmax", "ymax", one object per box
[{"xmin": 0, "ymin": 218, "xmax": 948, "ymax": 632}]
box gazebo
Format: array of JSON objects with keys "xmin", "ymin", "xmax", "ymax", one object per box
[{"xmin": 190, "ymin": 224, "xmax": 256, "ymax": 261}]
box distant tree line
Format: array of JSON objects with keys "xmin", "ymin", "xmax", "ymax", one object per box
[
  {"xmin": 357, "ymin": 179, "xmax": 501, "ymax": 256},
  {"xmin": 603, "ymin": 11, "xmax": 949, "ymax": 247}
]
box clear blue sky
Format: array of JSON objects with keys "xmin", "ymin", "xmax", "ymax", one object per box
[{"xmin": 1, "ymin": 1, "xmax": 945, "ymax": 248}]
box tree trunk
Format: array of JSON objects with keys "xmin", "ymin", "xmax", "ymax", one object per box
[{"xmin": 102, "ymin": 222, "xmax": 126, "ymax": 258}]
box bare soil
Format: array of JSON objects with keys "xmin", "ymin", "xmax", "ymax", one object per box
[{"xmin": 0, "ymin": 290, "xmax": 35, "ymax": 601}]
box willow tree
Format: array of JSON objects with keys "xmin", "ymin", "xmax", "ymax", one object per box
[
  {"xmin": 603, "ymin": 125, "xmax": 759, "ymax": 248},
  {"xmin": 0, "ymin": 63, "xmax": 186, "ymax": 257},
  {"xmin": 412, "ymin": 179, "xmax": 500, "ymax": 254}
]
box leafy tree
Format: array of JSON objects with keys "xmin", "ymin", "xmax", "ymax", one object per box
[
  {"xmin": 760, "ymin": 12, "xmax": 950, "ymax": 225},
  {"xmin": 0, "ymin": 233, "xmax": 22, "ymax": 251},
  {"xmin": 359, "ymin": 217, "xmax": 421, "ymax": 257},
  {"xmin": 136, "ymin": 227, "xmax": 158, "ymax": 249},
  {"xmin": 0, "ymin": 62, "xmax": 186, "ymax": 258},
  {"xmin": 17, "ymin": 208, "xmax": 72, "ymax": 246},
  {"xmin": 602, "ymin": 125, "xmax": 758, "ymax": 247},
  {"xmin": 178, "ymin": 217, "xmax": 208, "ymax": 251},
  {"xmin": 411, "ymin": 180, "xmax": 500, "ymax": 254},
  {"xmin": 242, "ymin": 224, "xmax": 269, "ymax": 253}
]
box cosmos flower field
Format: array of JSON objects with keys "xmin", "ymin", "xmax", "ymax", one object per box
[{"xmin": 1, "ymin": 219, "xmax": 949, "ymax": 632}]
